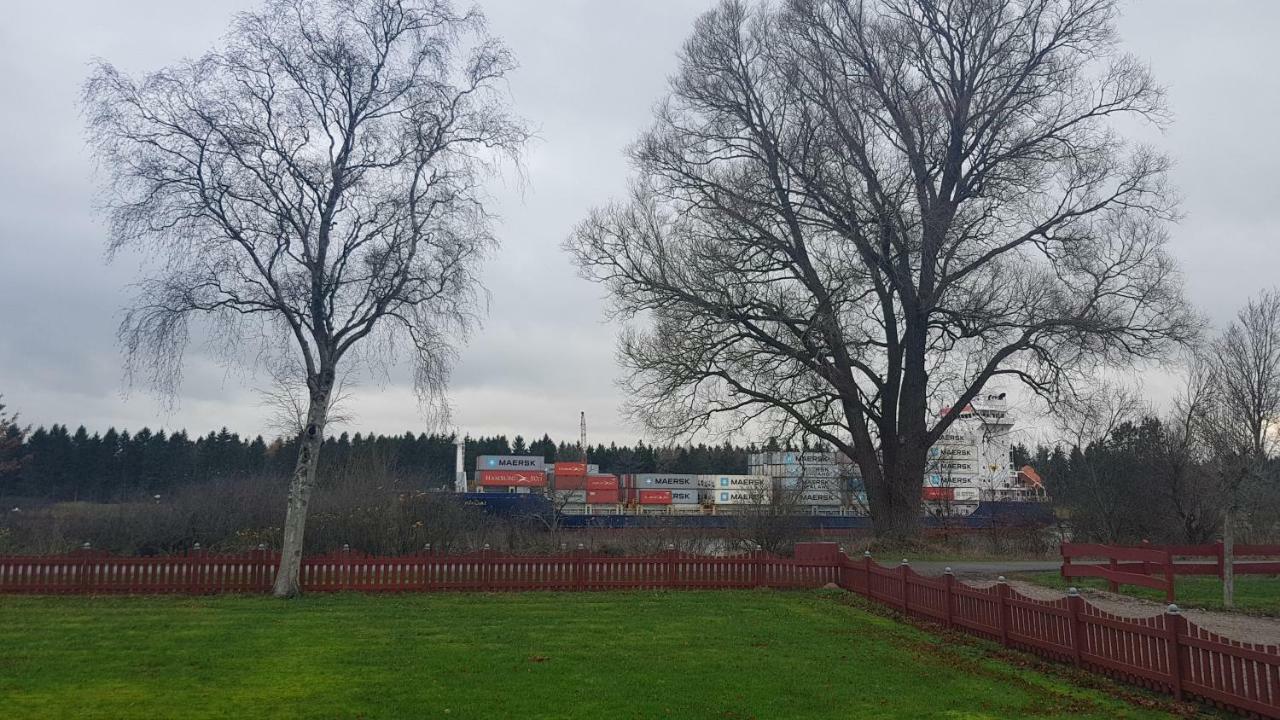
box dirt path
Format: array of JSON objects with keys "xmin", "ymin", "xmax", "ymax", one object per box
[{"xmin": 957, "ymin": 577, "xmax": 1280, "ymax": 646}]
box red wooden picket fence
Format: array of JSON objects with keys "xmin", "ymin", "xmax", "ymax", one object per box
[
  {"xmin": 0, "ymin": 545, "xmax": 839, "ymax": 595},
  {"xmin": 1061, "ymin": 542, "xmax": 1280, "ymax": 601},
  {"xmin": 3, "ymin": 544, "xmax": 1279, "ymax": 717},
  {"xmin": 837, "ymin": 550, "xmax": 1280, "ymax": 718}
]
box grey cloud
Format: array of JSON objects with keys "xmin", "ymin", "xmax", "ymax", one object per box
[{"xmin": 1, "ymin": 0, "xmax": 1278, "ymax": 444}]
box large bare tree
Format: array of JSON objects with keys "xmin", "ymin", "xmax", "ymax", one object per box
[
  {"xmin": 85, "ymin": 0, "xmax": 526, "ymax": 596},
  {"xmin": 568, "ymin": 0, "xmax": 1195, "ymax": 537}
]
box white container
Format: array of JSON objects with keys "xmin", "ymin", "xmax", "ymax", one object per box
[
  {"xmin": 547, "ymin": 490, "xmax": 587, "ymax": 504},
  {"xmin": 703, "ymin": 475, "xmax": 771, "ymax": 490},
  {"xmin": 476, "ymin": 455, "xmax": 545, "ymax": 471},
  {"xmin": 668, "ymin": 488, "xmax": 702, "ymax": 504},
  {"xmin": 634, "ymin": 474, "xmax": 715, "ymax": 490},
  {"xmin": 712, "ymin": 487, "xmax": 772, "ymax": 504}
]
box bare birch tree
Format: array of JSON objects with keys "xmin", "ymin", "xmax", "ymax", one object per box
[
  {"xmin": 84, "ymin": 0, "xmax": 527, "ymax": 596},
  {"xmin": 568, "ymin": 0, "xmax": 1195, "ymax": 537},
  {"xmin": 1198, "ymin": 290, "xmax": 1280, "ymax": 607}
]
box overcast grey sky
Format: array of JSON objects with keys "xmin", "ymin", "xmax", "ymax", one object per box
[{"xmin": 1, "ymin": 1, "xmax": 1277, "ymax": 444}]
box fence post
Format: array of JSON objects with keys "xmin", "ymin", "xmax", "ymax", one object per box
[
  {"xmin": 1164, "ymin": 604, "xmax": 1185, "ymax": 701},
  {"xmin": 943, "ymin": 567, "xmax": 954, "ymax": 628},
  {"xmin": 666, "ymin": 544, "xmax": 678, "ymax": 589},
  {"xmin": 1214, "ymin": 540, "xmax": 1224, "ymax": 581},
  {"xmin": 900, "ymin": 559, "xmax": 910, "ymax": 613},
  {"xmin": 574, "ymin": 543, "xmax": 586, "ymax": 592},
  {"xmin": 78, "ymin": 542, "xmax": 93, "ymax": 595},
  {"xmin": 342, "ymin": 544, "xmax": 352, "ymax": 592},
  {"xmin": 256, "ymin": 544, "xmax": 269, "ymax": 593},
  {"xmin": 1107, "ymin": 556, "xmax": 1119, "ymax": 592},
  {"xmin": 192, "ymin": 542, "xmax": 205, "ymax": 594},
  {"xmin": 751, "ymin": 545, "xmax": 763, "ymax": 588},
  {"xmin": 1163, "ymin": 549, "xmax": 1175, "ymax": 603},
  {"xmin": 997, "ymin": 576, "xmax": 1010, "ymax": 647},
  {"xmin": 1067, "ymin": 587, "xmax": 1084, "ymax": 668},
  {"xmin": 863, "ymin": 551, "xmax": 872, "ymax": 598},
  {"xmin": 482, "ymin": 544, "xmax": 492, "ymax": 592},
  {"xmin": 1060, "ymin": 543, "xmax": 1070, "ymax": 579}
]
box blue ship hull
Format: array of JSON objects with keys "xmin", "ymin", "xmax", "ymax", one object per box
[{"xmin": 459, "ymin": 493, "xmax": 1053, "ymax": 531}]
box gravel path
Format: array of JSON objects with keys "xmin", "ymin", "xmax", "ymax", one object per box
[{"xmin": 947, "ymin": 575, "xmax": 1280, "ymax": 646}]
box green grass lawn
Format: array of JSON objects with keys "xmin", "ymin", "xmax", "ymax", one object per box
[
  {"xmin": 1013, "ymin": 571, "xmax": 1280, "ymax": 615},
  {"xmin": 0, "ymin": 590, "xmax": 1188, "ymax": 719}
]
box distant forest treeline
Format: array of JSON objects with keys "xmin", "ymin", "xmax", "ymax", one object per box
[{"xmin": 0, "ymin": 423, "xmax": 758, "ymax": 502}]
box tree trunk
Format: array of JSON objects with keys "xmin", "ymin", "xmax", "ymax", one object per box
[
  {"xmin": 1222, "ymin": 504, "xmax": 1235, "ymax": 609},
  {"xmin": 272, "ymin": 371, "xmax": 333, "ymax": 598},
  {"xmin": 866, "ymin": 445, "xmax": 925, "ymax": 541}
]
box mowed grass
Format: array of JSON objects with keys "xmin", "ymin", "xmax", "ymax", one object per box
[
  {"xmin": 1015, "ymin": 571, "xmax": 1280, "ymax": 616},
  {"xmin": 0, "ymin": 590, "xmax": 1183, "ymax": 719}
]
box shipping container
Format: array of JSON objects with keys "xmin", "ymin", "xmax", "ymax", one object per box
[
  {"xmin": 669, "ymin": 489, "xmax": 702, "ymax": 504},
  {"xmin": 712, "ymin": 488, "xmax": 771, "ymax": 504},
  {"xmin": 638, "ymin": 490, "xmax": 672, "ymax": 505},
  {"xmin": 586, "ymin": 475, "xmax": 618, "ymax": 490},
  {"xmin": 631, "ymin": 473, "xmax": 715, "ymax": 490},
  {"xmin": 586, "ymin": 489, "xmax": 619, "ymax": 504},
  {"xmin": 750, "ymin": 463, "xmax": 848, "ymax": 478},
  {"xmin": 554, "ymin": 461, "xmax": 588, "ymax": 477},
  {"xmin": 781, "ymin": 489, "xmax": 843, "ymax": 505},
  {"xmin": 554, "ymin": 474, "xmax": 616, "ymax": 491},
  {"xmin": 922, "ymin": 487, "xmax": 956, "ymax": 501},
  {"xmin": 476, "ymin": 455, "xmax": 545, "ymax": 471},
  {"xmin": 548, "ymin": 490, "xmax": 588, "ymax": 504},
  {"xmin": 477, "ymin": 469, "xmax": 547, "ymax": 487},
  {"xmin": 705, "ymin": 475, "xmax": 771, "ymax": 490}
]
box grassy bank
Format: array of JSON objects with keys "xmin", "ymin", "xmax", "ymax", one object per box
[{"xmin": 0, "ymin": 590, "xmax": 1188, "ymax": 719}]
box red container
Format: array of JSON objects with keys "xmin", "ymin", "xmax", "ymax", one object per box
[
  {"xmin": 586, "ymin": 489, "xmax": 619, "ymax": 504},
  {"xmin": 638, "ymin": 490, "xmax": 673, "ymax": 505},
  {"xmin": 554, "ymin": 475, "xmax": 588, "ymax": 490},
  {"xmin": 554, "ymin": 461, "xmax": 588, "ymax": 477},
  {"xmin": 922, "ymin": 487, "xmax": 955, "ymax": 501},
  {"xmin": 478, "ymin": 469, "xmax": 546, "ymax": 487},
  {"xmin": 586, "ymin": 475, "xmax": 618, "ymax": 491}
]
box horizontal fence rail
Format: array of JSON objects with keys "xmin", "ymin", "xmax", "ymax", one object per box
[{"xmin": 3, "ymin": 544, "xmax": 1278, "ymax": 717}]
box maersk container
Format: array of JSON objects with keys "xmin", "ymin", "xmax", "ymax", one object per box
[
  {"xmin": 703, "ymin": 475, "xmax": 771, "ymax": 490},
  {"xmin": 633, "ymin": 474, "xmax": 715, "ymax": 490},
  {"xmin": 669, "ymin": 489, "xmax": 702, "ymax": 504},
  {"xmin": 749, "ymin": 463, "xmax": 849, "ymax": 479},
  {"xmin": 777, "ymin": 476, "xmax": 846, "ymax": 491},
  {"xmin": 782, "ymin": 489, "xmax": 842, "ymax": 505},
  {"xmin": 712, "ymin": 488, "xmax": 771, "ymax": 504},
  {"xmin": 476, "ymin": 455, "xmax": 545, "ymax": 471}
]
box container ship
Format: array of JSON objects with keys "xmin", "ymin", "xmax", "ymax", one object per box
[{"xmin": 462, "ymin": 393, "xmax": 1049, "ymax": 531}]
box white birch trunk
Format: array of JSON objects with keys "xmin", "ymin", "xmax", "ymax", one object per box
[{"xmin": 272, "ymin": 373, "xmax": 332, "ymax": 598}]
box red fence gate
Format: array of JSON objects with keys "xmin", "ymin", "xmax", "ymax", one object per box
[{"xmin": 1060, "ymin": 541, "xmax": 1280, "ymax": 602}]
